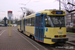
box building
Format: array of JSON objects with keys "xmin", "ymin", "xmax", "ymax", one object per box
[{"xmin": 66, "ymin": 12, "xmax": 75, "ymax": 26}]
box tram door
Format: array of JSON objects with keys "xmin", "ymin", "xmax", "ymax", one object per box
[{"xmin": 35, "ymin": 13, "xmax": 45, "ymax": 42}]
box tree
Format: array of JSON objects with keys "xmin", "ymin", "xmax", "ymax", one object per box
[
  {"xmin": 3, "ymin": 17, "xmax": 7, "ymax": 26},
  {"xmin": 56, "ymin": 0, "xmax": 75, "ymax": 13},
  {"xmin": 21, "ymin": 7, "xmax": 35, "ymax": 17},
  {"xmin": 26, "ymin": 9, "xmax": 35, "ymax": 16}
]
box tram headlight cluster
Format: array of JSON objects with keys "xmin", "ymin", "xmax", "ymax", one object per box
[{"xmin": 55, "ymin": 35, "xmax": 66, "ymax": 37}]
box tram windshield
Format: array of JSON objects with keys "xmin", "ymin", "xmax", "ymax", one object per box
[{"xmin": 45, "ymin": 16, "xmax": 65, "ymax": 27}]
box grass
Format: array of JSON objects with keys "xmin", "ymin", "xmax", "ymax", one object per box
[{"xmin": 67, "ymin": 32, "xmax": 75, "ymax": 35}]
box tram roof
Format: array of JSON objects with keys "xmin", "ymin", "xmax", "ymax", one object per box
[
  {"xmin": 24, "ymin": 13, "xmax": 36, "ymax": 19},
  {"xmin": 24, "ymin": 10, "xmax": 65, "ymax": 19},
  {"xmin": 38, "ymin": 10, "xmax": 65, "ymax": 15}
]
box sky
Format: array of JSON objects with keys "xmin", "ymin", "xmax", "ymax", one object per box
[{"xmin": 0, "ymin": 0, "xmax": 59, "ymax": 20}]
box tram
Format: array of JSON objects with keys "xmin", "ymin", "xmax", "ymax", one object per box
[{"xmin": 17, "ymin": 9, "xmax": 68, "ymax": 44}]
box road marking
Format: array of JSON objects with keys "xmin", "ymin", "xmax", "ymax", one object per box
[
  {"xmin": 13, "ymin": 30, "xmax": 39, "ymax": 50},
  {"xmin": 0, "ymin": 30, "xmax": 5, "ymax": 36},
  {"xmin": 14, "ymin": 29, "xmax": 48, "ymax": 50}
]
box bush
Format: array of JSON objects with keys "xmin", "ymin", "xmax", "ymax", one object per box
[
  {"xmin": 72, "ymin": 26, "xmax": 75, "ymax": 33},
  {"xmin": 67, "ymin": 27, "xmax": 72, "ymax": 32}
]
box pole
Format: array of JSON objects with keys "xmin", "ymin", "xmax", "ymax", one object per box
[
  {"xmin": 8, "ymin": 11, "xmax": 12, "ymax": 37},
  {"xmin": 9, "ymin": 20, "xmax": 11, "ymax": 36},
  {"xmin": 59, "ymin": 0, "xmax": 61, "ymax": 10}
]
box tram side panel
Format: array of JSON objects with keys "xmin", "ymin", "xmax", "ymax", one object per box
[
  {"xmin": 24, "ymin": 17, "xmax": 35, "ymax": 36},
  {"xmin": 18, "ymin": 25, "xmax": 20, "ymax": 31},
  {"xmin": 25, "ymin": 26, "xmax": 35, "ymax": 36}
]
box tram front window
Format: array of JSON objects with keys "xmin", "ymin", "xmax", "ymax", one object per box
[
  {"xmin": 45, "ymin": 16, "xmax": 65, "ymax": 27},
  {"xmin": 51, "ymin": 16, "xmax": 65, "ymax": 27}
]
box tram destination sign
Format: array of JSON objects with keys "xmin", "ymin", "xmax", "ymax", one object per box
[{"xmin": 56, "ymin": 11, "xmax": 63, "ymax": 14}]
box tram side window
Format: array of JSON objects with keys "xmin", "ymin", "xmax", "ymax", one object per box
[
  {"xmin": 45, "ymin": 17, "xmax": 51, "ymax": 27},
  {"xmin": 17, "ymin": 21, "xmax": 18, "ymax": 25},
  {"xmin": 45, "ymin": 18, "xmax": 47, "ymax": 24},
  {"xmin": 36, "ymin": 16, "xmax": 38, "ymax": 26},
  {"xmin": 19, "ymin": 21, "xmax": 20, "ymax": 25},
  {"xmin": 40, "ymin": 16, "xmax": 43, "ymax": 27},
  {"xmin": 20, "ymin": 20, "xmax": 21, "ymax": 25},
  {"xmin": 27, "ymin": 18, "xmax": 31, "ymax": 26},
  {"xmin": 17, "ymin": 21, "xmax": 20, "ymax": 25},
  {"xmin": 31, "ymin": 17, "xmax": 35, "ymax": 26},
  {"xmin": 25, "ymin": 19, "xmax": 27, "ymax": 25}
]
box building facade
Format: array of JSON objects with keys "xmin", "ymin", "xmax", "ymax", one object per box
[{"xmin": 66, "ymin": 13, "xmax": 75, "ymax": 26}]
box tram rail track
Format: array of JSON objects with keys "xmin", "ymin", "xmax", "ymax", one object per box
[{"xmin": 37, "ymin": 42, "xmax": 75, "ymax": 50}]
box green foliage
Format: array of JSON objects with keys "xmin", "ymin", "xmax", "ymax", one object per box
[
  {"xmin": 67, "ymin": 26, "xmax": 75, "ymax": 33},
  {"xmin": 67, "ymin": 27, "xmax": 72, "ymax": 32},
  {"xmin": 72, "ymin": 26, "xmax": 75, "ymax": 28},
  {"xmin": 72, "ymin": 26, "xmax": 75, "ymax": 33}
]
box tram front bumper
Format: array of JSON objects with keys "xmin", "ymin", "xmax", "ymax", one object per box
[{"xmin": 52, "ymin": 38, "xmax": 68, "ymax": 42}]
